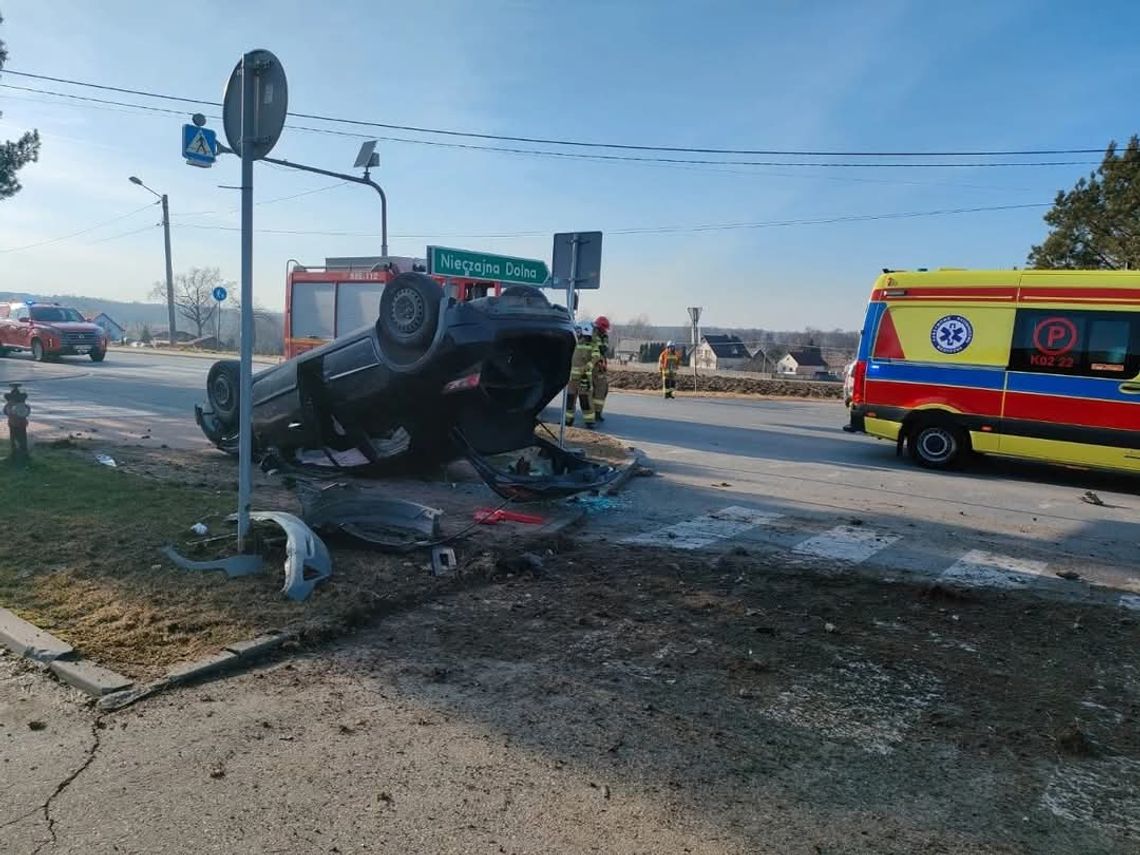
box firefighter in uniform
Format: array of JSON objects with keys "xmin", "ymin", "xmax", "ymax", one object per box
[
  {"xmin": 591, "ymin": 316, "xmax": 611, "ymax": 422},
  {"xmin": 565, "ymin": 322, "xmax": 596, "ymax": 428},
  {"xmin": 659, "ymin": 341, "xmax": 681, "ymax": 399}
]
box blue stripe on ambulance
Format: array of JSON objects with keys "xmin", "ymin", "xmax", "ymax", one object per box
[
  {"xmin": 867, "ymin": 361, "xmax": 1005, "ymax": 390},
  {"xmin": 1005, "ymin": 371, "xmax": 1139, "ymax": 403}
]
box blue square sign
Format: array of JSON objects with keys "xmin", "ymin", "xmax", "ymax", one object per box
[{"xmin": 183, "ymin": 124, "xmax": 217, "ymax": 168}]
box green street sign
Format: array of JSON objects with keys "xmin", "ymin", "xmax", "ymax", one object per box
[{"xmin": 427, "ymin": 245, "xmax": 549, "ymax": 286}]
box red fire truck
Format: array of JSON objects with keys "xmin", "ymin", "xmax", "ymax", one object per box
[{"xmin": 284, "ymin": 256, "xmax": 503, "ymax": 359}]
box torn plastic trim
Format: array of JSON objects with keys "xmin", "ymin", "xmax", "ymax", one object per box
[
  {"xmin": 454, "ymin": 430, "xmax": 621, "ymax": 502},
  {"xmin": 227, "ymin": 511, "xmax": 333, "ymax": 601},
  {"xmin": 299, "ymin": 481, "xmax": 442, "ymax": 552},
  {"xmin": 161, "ymin": 546, "xmax": 264, "ymax": 578}
]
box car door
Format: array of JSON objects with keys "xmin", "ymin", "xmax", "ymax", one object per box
[
  {"xmin": 1002, "ymin": 307, "xmax": 1140, "ymax": 471},
  {"xmin": 12, "ymin": 306, "xmax": 32, "ymax": 349}
]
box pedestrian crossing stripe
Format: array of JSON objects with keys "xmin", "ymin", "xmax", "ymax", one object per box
[
  {"xmin": 620, "ymin": 506, "xmax": 1138, "ymax": 610},
  {"xmin": 622, "ymin": 506, "xmax": 780, "ymax": 550},
  {"xmin": 791, "ymin": 525, "xmax": 901, "ymax": 564}
]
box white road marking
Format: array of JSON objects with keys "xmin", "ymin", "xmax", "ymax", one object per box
[
  {"xmin": 622, "ymin": 506, "xmax": 781, "ymax": 550},
  {"xmin": 1119, "ymin": 594, "xmax": 1140, "ymax": 612},
  {"xmin": 1040, "ymin": 756, "xmax": 1140, "ymax": 835},
  {"xmin": 940, "ymin": 550, "xmax": 1050, "ymax": 590},
  {"xmin": 791, "ymin": 525, "xmax": 901, "ymax": 564},
  {"xmin": 26, "ymin": 401, "xmax": 158, "ymax": 421}
]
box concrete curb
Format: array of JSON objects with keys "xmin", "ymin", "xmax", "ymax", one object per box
[
  {"xmin": 50, "ymin": 658, "xmax": 133, "ymax": 696},
  {"xmin": 98, "ymin": 631, "xmax": 297, "ymax": 712},
  {"xmin": 0, "ymin": 608, "xmax": 74, "ymax": 663}
]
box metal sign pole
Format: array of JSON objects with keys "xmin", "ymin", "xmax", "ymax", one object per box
[
  {"xmin": 558, "ymin": 233, "xmax": 580, "ymax": 449},
  {"xmin": 236, "ymin": 52, "xmax": 256, "ymax": 551}
]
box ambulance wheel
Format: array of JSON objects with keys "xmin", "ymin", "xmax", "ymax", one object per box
[
  {"xmin": 908, "ymin": 418, "xmax": 968, "ymax": 470},
  {"xmin": 379, "ymin": 272, "xmax": 442, "ymax": 351}
]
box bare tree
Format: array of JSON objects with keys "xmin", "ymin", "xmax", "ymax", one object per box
[
  {"xmin": 150, "ymin": 267, "xmax": 231, "ymax": 338},
  {"xmin": 620, "ymin": 313, "xmax": 652, "ymax": 340}
]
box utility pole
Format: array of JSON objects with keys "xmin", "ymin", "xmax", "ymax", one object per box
[
  {"xmin": 161, "ymin": 194, "xmax": 176, "ymax": 346},
  {"xmin": 129, "ymin": 177, "xmax": 177, "ymax": 345},
  {"xmin": 688, "ymin": 307, "xmax": 702, "ymax": 388}
]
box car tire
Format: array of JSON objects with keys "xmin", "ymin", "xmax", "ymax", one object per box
[
  {"xmin": 31, "ymin": 339, "xmax": 47, "ymax": 362},
  {"xmin": 207, "ymin": 360, "xmax": 241, "ymax": 425},
  {"xmin": 378, "ymin": 272, "xmax": 442, "ymax": 350},
  {"xmin": 908, "ymin": 418, "xmax": 968, "ymax": 470},
  {"xmin": 89, "ymin": 348, "xmax": 106, "ymax": 363}
]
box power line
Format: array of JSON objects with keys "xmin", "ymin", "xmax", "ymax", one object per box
[
  {"xmin": 84, "ymin": 224, "xmax": 159, "ymax": 245},
  {"xmin": 172, "ymin": 181, "xmax": 349, "ymax": 218},
  {"xmin": 0, "ymin": 83, "xmax": 1097, "ymax": 170},
  {"xmin": 173, "ymin": 202, "xmax": 1048, "ymax": 240},
  {"xmin": 1, "ymin": 68, "xmax": 1109, "ymax": 158},
  {"xmin": 0, "ymin": 202, "xmax": 158, "ymax": 254}
]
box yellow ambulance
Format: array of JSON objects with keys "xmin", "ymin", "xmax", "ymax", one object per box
[{"xmin": 847, "ymin": 269, "xmax": 1140, "ymax": 473}]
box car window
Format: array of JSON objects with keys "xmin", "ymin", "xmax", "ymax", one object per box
[
  {"xmin": 14, "ymin": 307, "xmax": 29, "ymax": 321},
  {"xmin": 1009, "ymin": 309, "xmax": 1140, "ymax": 378},
  {"xmin": 29, "ymin": 307, "xmax": 85, "ymax": 323},
  {"xmin": 335, "ymin": 282, "xmax": 383, "ymax": 336},
  {"xmin": 291, "ymin": 283, "xmax": 336, "ymax": 340}
]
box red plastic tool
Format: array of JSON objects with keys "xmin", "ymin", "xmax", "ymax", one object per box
[{"xmin": 474, "ymin": 507, "xmax": 546, "ymax": 526}]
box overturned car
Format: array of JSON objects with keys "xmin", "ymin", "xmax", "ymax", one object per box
[{"xmin": 196, "ymin": 272, "xmax": 620, "ymax": 499}]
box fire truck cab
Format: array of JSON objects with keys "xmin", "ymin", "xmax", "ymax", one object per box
[{"xmin": 285, "ymin": 256, "xmax": 503, "ymax": 359}]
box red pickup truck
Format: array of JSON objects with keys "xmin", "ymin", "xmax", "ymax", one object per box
[{"xmin": 0, "ymin": 302, "xmax": 109, "ymax": 362}]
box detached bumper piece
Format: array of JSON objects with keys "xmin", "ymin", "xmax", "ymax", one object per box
[{"xmin": 455, "ymin": 431, "xmax": 621, "ymax": 502}]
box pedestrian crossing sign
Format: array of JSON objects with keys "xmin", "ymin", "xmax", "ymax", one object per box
[{"xmin": 182, "ymin": 123, "xmax": 218, "ymax": 167}]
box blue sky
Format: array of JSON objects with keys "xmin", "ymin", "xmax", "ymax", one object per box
[{"xmin": 0, "ymin": 0, "xmax": 1136, "ymax": 329}]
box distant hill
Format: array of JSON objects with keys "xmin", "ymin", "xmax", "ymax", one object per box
[{"xmin": 0, "ymin": 291, "xmax": 170, "ymax": 329}]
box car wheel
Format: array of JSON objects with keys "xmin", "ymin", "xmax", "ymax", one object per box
[
  {"xmin": 207, "ymin": 360, "xmax": 241, "ymax": 425},
  {"xmin": 89, "ymin": 348, "xmax": 106, "ymax": 363},
  {"xmin": 31, "ymin": 339, "xmax": 47, "ymax": 362},
  {"xmin": 908, "ymin": 418, "xmax": 968, "ymax": 470},
  {"xmin": 379, "ymin": 272, "xmax": 442, "ymax": 350}
]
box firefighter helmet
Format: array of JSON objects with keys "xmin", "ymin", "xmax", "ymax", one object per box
[{"xmin": 593, "ymin": 315, "xmax": 611, "ymax": 333}]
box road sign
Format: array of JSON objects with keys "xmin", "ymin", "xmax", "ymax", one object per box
[
  {"xmin": 551, "ymin": 231, "xmax": 603, "ymax": 290},
  {"xmin": 223, "ymin": 49, "xmax": 288, "ymax": 160},
  {"xmin": 426, "ymin": 246, "xmax": 549, "ymax": 286},
  {"xmin": 182, "ymin": 124, "xmax": 217, "ymax": 167},
  {"xmin": 212, "ymin": 286, "xmax": 228, "ymax": 302}
]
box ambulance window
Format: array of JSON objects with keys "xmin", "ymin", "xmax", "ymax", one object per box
[
  {"xmin": 291, "ymin": 283, "xmax": 335, "ymax": 340},
  {"xmin": 1010, "ymin": 310, "xmax": 1139, "ymax": 377},
  {"xmin": 335, "ymin": 282, "xmax": 383, "ymax": 336},
  {"xmin": 1087, "ymin": 319, "xmax": 1130, "ymax": 369}
]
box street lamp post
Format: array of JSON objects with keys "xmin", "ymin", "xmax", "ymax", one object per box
[{"xmin": 129, "ymin": 176, "xmax": 177, "ymax": 346}]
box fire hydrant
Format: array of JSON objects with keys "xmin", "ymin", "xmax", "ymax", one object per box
[{"xmin": 3, "ymin": 383, "xmax": 30, "ymax": 464}]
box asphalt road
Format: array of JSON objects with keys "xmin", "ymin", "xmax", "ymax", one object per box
[{"xmin": 4, "ymin": 348, "xmax": 1139, "ymax": 594}]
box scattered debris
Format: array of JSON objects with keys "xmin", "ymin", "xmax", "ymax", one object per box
[
  {"xmin": 1081, "ymin": 490, "xmax": 1105, "ymax": 507},
  {"xmin": 95, "ymin": 453, "xmax": 117, "ymax": 468},
  {"xmin": 27, "ymin": 720, "xmax": 46, "ymax": 731},
  {"xmin": 1056, "ymin": 570, "xmax": 1082, "ymax": 581},
  {"xmin": 190, "ymin": 523, "xmax": 209, "ymax": 536},
  {"xmin": 299, "ymin": 482, "xmax": 441, "ymax": 551},
  {"xmin": 1054, "ymin": 720, "xmax": 1097, "ymax": 757},
  {"xmin": 431, "ymin": 547, "xmax": 457, "ymax": 577},
  {"xmin": 236, "ymin": 512, "xmax": 333, "ymax": 602},
  {"xmin": 825, "ymin": 622, "xmax": 837, "ymax": 633},
  {"xmin": 161, "ymin": 547, "xmax": 264, "ymax": 579},
  {"xmin": 475, "ymin": 507, "xmax": 545, "ymax": 526}
]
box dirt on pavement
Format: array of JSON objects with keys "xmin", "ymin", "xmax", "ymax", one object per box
[{"xmin": 318, "ymin": 540, "xmax": 1139, "ymax": 853}]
